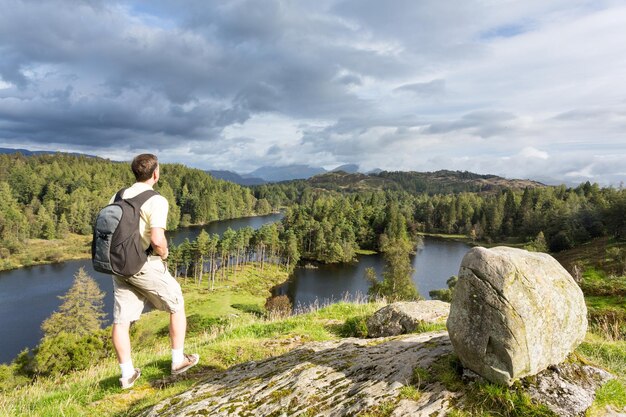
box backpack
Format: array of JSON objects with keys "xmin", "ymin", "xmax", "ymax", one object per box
[{"xmin": 92, "ymin": 188, "xmax": 159, "ymax": 276}]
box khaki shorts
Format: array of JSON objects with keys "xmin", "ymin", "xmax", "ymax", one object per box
[{"xmin": 112, "ymin": 256, "xmax": 184, "ymax": 324}]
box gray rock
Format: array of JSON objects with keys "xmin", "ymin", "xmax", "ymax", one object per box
[
  {"xmin": 367, "ymin": 301, "xmax": 450, "ymax": 338},
  {"xmin": 141, "ymin": 332, "xmax": 458, "ymax": 417},
  {"xmin": 140, "ymin": 329, "xmax": 611, "ymax": 417},
  {"xmin": 447, "ymin": 246, "xmax": 587, "ymax": 385},
  {"xmin": 526, "ymin": 363, "xmax": 614, "ymax": 417}
]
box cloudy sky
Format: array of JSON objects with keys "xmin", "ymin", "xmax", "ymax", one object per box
[{"xmin": 1, "ymin": 0, "xmax": 625, "ymax": 185}]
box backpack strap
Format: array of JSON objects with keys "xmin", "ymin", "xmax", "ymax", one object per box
[
  {"xmin": 126, "ymin": 189, "xmax": 160, "ymax": 208},
  {"xmin": 113, "ymin": 188, "xmax": 127, "ymax": 202},
  {"xmin": 122, "ymin": 190, "xmax": 161, "ymax": 256}
]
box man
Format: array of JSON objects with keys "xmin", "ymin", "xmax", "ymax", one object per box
[{"xmin": 111, "ymin": 153, "xmax": 199, "ymax": 389}]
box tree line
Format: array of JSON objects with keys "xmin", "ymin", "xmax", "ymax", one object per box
[
  {"xmin": 168, "ymin": 224, "xmax": 300, "ymax": 290},
  {"xmin": 255, "ymin": 181, "xmax": 626, "ymax": 255}
]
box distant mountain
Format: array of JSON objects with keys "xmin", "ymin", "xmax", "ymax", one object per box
[
  {"xmin": 247, "ymin": 165, "xmax": 327, "ymax": 182},
  {"xmin": 0, "ymin": 147, "xmax": 97, "ymax": 158},
  {"xmin": 208, "ymin": 170, "xmax": 266, "ymax": 186},
  {"xmin": 376, "ymin": 170, "xmax": 544, "ymax": 194},
  {"xmin": 283, "ymin": 169, "xmax": 544, "ymax": 195},
  {"xmin": 331, "ymin": 164, "xmax": 359, "ymax": 174}
]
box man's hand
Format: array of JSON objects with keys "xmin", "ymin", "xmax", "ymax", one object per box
[{"xmin": 150, "ymin": 227, "xmax": 169, "ymax": 260}]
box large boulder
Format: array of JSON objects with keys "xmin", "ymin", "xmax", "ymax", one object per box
[
  {"xmin": 447, "ymin": 246, "xmax": 587, "ymax": 385},
  {"xmin": 367, "ymin": 301, "xmax": 450, "ymax": 337}
]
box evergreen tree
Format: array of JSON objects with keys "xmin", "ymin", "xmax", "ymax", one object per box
[{"xmin": 40, "ymin": 268, "xmax": 106, "ymax": 337}]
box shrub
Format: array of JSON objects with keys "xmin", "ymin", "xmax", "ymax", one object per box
[
  {"xmin": 429, "ymin": 275, "xmax": 458, "ymax": 302},
  {"xmin": 33, "ymin": 331, "xmax": 108, "ymax": 376},
  {"xmin": 265, "ymin": 295, "xmax": 292, "ymax": 319},
  {"xmin": 340, "ymin": 315, "xmax": 369, "ymax": 337}
]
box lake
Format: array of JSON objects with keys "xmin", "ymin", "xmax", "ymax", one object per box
[
  {"xmin": 0, "ymin": 211, "xmax": 469, "ymax": 364},
  {"xmin": 272, "ymin": 237, "xmax": 470, "ymax": 310}
]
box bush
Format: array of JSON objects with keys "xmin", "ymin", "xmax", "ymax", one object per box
[
  {"xmin": 0, "ymin": 362, "xmax": 29, "ymax": 392},
  {"xmin": 33, "ymin": 331, "xmax": 108, "ymax": 376},
  {"xmin": 549, "ymin": 231, "xmax": 572, "ymax": 252},
  {"xmin": 429, "ymin": 288, "xmax": 452, "ymax": 302},
  {"xmin": 429, "ymin": 275, "xmax": 458, "ymax": 302},
  {"xmin": 340, "ymin": 315, "xmax": 369, "ymax": 337},
  {"xmin": 265, "ymin": 295, "xmax": 292, "ymax": 319}
]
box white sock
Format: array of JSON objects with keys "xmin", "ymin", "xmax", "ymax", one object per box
[
  {"xmin": 119, "ymin": 360, "xmax": 135, "ymax": 379},
  {"xmin": 172, "ymin": 347, "xmax": 184, "ymax": 365}
]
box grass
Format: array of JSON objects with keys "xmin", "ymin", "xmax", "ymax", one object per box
[
  {"xmin": 554, "ymin": 236, "xmax": 626, "ymax": 273},
  {"xmin": 417, "ymin": 232, "xmax": 472, "ymax": 242},
  {"xmin": 0, "ymin": 234, "xmax": 91, "ymax": 271},
  {"xmin": 0, "ymin": 264, "xmax": 385, "ymax": 417},
  {"xmin": 576, "ymin": 333, "xmax": 626, "ymax": 415}
]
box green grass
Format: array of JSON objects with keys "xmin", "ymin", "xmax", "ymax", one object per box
[
  {"xmin": 355, "ymin": 248, "xmax": 377, "ymax": 255},
  {"xmin": 576, "ymin": 333, "xmax": 626, "ymax": 415},
  {"xmin": 426, "ymin": 354, "xmax": 556, "ymax": 417},
  {"xmin": 418, "ymin": 232, "xmax": 471, "ymax": 241}
]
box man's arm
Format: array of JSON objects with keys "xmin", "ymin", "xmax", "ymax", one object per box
[{"xmin": 150, "ymin": 227, "xmax": 169, "ymax": 260}]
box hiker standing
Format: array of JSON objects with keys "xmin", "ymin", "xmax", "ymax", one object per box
[{"xmin": 106, "ymin": 154, "xmax": 199, "ymax": 389}]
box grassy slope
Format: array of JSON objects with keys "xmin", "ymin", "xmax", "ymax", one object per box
[{"xmin": 0, "ymin": 264, "xmax": 384, "ymax": 417}]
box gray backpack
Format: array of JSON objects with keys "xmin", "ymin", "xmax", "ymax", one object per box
[{"xmin": 92, "ymin": 188, "xmax": 158, "ymax": 276}]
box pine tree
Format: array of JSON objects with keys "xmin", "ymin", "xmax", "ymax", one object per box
[{"xmin": 40, "ymin": 268, "xmax": 106, "ymax": 338}]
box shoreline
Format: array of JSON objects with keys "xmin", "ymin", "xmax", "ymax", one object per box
[{"xmin": 0, "ymin": 212, "xmax": 285, "ymax": 273}]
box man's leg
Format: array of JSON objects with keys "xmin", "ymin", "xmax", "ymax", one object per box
[
  {"xmin": 112, "ymin": 275, "xmax": 144, "ymax": 388},
  {"xmin": 112, "ymin": 323, "xmax": 132, "ymax": 363},
  {"xmin": 169, "ymin": 307, "xmax": 198, "ymax": 374},
  {"xmin": 127, "ymin": 258, "xmax": 199, "ymax": 374},
  {"xmin": 169, "ymin": 309, "xmax": 187, "ymax": 350}
]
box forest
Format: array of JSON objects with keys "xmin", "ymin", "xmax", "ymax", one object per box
[
  {"xmin": 1, "ymin": 153, "xmax": 625, "ymax": 270},
  {"xmin": 0, "ymin": 153, "xmax": 273, "ymax": 261},
  {"xmin": 253, "ymin": 179, "xmax": 626, "ymax": 257}
]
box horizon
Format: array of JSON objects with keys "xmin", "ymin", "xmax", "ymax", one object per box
[
  {"xmin": 0, "ymin": 1, "xmax": 625, "ymax": 186},
  {"xmin": 2, "ymin": 145, "xmax": 610, "ymax": 188}
]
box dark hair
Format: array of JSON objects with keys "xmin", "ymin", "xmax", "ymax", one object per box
[{"xmin": 131, "ymin": 154, "xmax": 159, "ymax": 182}]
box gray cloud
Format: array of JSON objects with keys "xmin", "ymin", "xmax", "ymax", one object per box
[
  {"xmin": 0, "ymin": 0, "xmax": 624, "ymax": 185},
  {"xmin": 395, "ymin": 79, "xmax": 445, "ymax": 96},
  {"xmin": 425, "ymin": 111, "xmax": 517, "ymax": 137}
]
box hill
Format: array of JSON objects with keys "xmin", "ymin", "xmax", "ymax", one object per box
[
  {"xmin": 247, "ymin": 164, "xmax": 327, "ymax": 182},
  {"xmin": 207, "ymin": 170, "xmax": 266, "ymax": 186},
  {"xmin": 273, "ymin": 169, "xmax": 545, "ymax": 195},
  {"xmin": 376, "ymin": 170, "xmax": 544, "ymax": 194},
  {"xmin": 0, "ymin": 147, "xmax": 97, "ymax": 158}
]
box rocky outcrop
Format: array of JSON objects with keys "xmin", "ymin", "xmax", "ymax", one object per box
[
  {"xmin": 141, "ymin": 330, "xmax": 610, "ymax": 417},
  {"xmin": 141, "ymin": 332, "xmax": 459, "ymax": 417},
  {"xmin": 367, "ymin": 301, "xmax": 450, "ymax": 337},
  {"xmin": 447, "ymin": 246, "xmax": 588, "ymax": 385},
  {"xmin": 525, "ymin": 363, "xmax": 613, "ymax": 417}
]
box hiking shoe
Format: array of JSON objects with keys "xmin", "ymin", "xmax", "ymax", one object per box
[
  {"xmin": 171, "ymin": 353, "xmax": 200, "ymax": 375},
  {"xmin": 119, "ymin": 368, "xmax": 141, "ymax": 390}
]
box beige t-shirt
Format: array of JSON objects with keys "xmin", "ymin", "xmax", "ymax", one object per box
[{"xmin": 109, "ymin": 182, "xmax": 169, "ymax": 250}]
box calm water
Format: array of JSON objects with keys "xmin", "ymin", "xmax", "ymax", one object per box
[
  {"xmin": 273, "ymin": 237, "xmax": 470, "ymax": 309},
  {"xmin": 0, "ymin": 216, "xmax": 469, "ymax": 364},
  {"xmin": 168, "ymin": 212, "xmax": 284, "ymax": 246}
]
